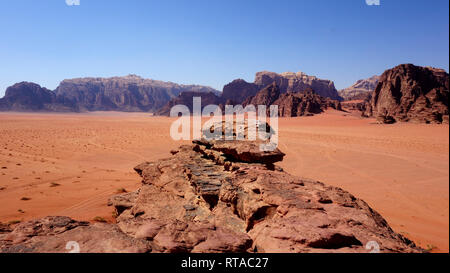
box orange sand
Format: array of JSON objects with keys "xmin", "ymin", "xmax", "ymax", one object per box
[{"xmin": 0, "ymin": 111, "xmax": 448, "ymax": 252}]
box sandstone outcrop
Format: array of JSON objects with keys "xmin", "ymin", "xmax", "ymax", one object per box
[
  {"xmin": 109, "ymin": 122, "xmax": 418, "ymax": 253},
  {"xmin": 1, "ymin": 122, "xmax": 420, "ymax": 253},
  {"xmin": 363, "ymin": 64, "xmax": 449, "ymax": 124}
]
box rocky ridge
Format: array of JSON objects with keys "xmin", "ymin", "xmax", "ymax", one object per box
[{"xmin": 0, "ymin": 75, "xmax": 219, "ymax": 112}]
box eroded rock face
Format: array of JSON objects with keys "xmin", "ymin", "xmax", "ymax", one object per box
[
  {"xmin": 0, "ymin": 124, "xmax": 420, "ymax": 253},
  {"xmin": 363, "ymin": 64, "xmax": 449, "ymax": 124},
  {"xmin": 243, "ymin": 84, "xmax": 342, "ymax": 117},
  {"xmin": 255, "ymin": 71, "xmax": 341, "ymax": 100},
  {"xmin": 274, "ymin": 89, "xmax": 342, "ymax": 117}
]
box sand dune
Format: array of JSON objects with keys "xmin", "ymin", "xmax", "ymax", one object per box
[{"xmin": 0, "ymin": 111, "xmax": 448, "ymax": 252}]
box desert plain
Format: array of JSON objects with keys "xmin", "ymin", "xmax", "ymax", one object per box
[{"xmin": 0, "ymin": 110, "xmax": 448, "ymax": 252}]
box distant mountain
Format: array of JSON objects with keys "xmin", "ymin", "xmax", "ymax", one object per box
[
  {"xmin": 0, "ymin": 75, "xmax": 219, "ymax": 112},
  {"xmin": 339, "ymin": 75, "xmax": 380, "ymax": 101},
  {"xmin": 0, "ymin": 82, "xmax": 77, "ymax": 112},
  {"xmin": 363, "ymin": 64, "xmax": 449, "ymax": 124},
  {"xmin": 221, "ymin": 71, "xmax": 342, "ymax": 105}
]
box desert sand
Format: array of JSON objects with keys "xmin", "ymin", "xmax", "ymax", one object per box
[{"xmin": 0, "ymin": 111, "xmax": 448, "ymax": 252}]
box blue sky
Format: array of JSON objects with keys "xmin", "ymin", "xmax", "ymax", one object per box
[{"xmin": 0, "ymin": 0, "xmax": 448, "ymax": 96}]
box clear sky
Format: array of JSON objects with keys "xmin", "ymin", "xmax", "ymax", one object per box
[{"xmin": 0, "ymin": 0, "xmax": 448, "ymax": 96}]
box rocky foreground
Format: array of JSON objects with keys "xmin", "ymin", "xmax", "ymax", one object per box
[{"xmin": 0, "ymin": 123, "xmax": 420, "ymax": 253}]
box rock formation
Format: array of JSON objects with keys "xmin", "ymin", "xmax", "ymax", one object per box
[
  {"xmin": 218, "ymin": 71, "xmax": 342, "ymax": 106},
  {"xmin": 339, "ymin": 76, "xmax": 380, "ymax": 101},
  {"xmin": 363, "ymin": 64, "xmax": 449, "ymax": 124},
  {"xmin": 0, "ymin": 75, "xmax": 219, "ymax": 113},
  {"xmin": 255, "ymin": 71, "xmax": 342, "ymax": 100},
  {"xmin": 0, "ymin": 122, "xmax": 419, "ymax": 253},
  {"xmin": 243, "ymin": 83, "xmax": 342, "ymax": 117}
]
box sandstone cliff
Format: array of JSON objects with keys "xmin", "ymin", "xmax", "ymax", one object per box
[
  {"xmin": 255, "ymin": 71, "xmax": 341, "ymax": 100},
  {"xmin": 363, "ymin": 64, "xmax": 449, "ymax": 124}
]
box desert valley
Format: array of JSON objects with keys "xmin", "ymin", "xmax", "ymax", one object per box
[{"xmin": 0, "ymin": 64, "xmax": 448, "ymax": 253}]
